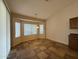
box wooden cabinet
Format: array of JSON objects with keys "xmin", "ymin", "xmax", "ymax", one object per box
[
  {"xmin": 70, "ymin": 17, "xmax": 78, "ymax": 29},
  {"xmin": 69, "ymin": 34, "xmax": 78, "ymax": 51},
  {"xmin": 69, "ymin": 17, "xmax": 78, "ymax": 51}
]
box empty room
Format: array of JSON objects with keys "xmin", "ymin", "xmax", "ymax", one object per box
[{"xmin": 0, "ymin": 0, "xmax": 78, "ymax": 59}]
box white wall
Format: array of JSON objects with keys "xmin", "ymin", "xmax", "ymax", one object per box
[
  {"xmin": 6, "ymin": 7, "xmax": 10, "ymax": 57},
  {"xmin": 0, "ymin": 0, "xmax": 10, "ymax": 59},
  {"xmin": 46, "ymin": 1, "xmax": 78, "ymax": 45}
]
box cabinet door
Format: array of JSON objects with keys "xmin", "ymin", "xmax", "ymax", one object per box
[
  {"xmin": 70, "ymin": 17, "xmax": 78, "ymax": 29},
  {"xmin": 69, "ymin": 34, "xmax": 78, "ymax": 51}
]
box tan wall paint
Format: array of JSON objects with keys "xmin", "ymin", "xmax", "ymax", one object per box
[{"xmin": 46, "ymin": 2, "xmax": 78, "ymax": 45}]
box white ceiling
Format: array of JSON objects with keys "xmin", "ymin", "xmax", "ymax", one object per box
[{"xmin": 6, "ymin": 0, "xmax": 77, "ymax": 19}]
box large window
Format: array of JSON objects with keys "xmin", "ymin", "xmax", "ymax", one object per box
[
  {"xmin": 15, "ymin": 22, "xmax": 45, "ymax": 37},
  {"xmin": 39, "ymin": 24, "xmax": 44, "ymax": 34},
  {"xmin": 15, "ymin": 22, "xmax": 20, "ymax": 37},
  {"xmin": 24, "ymin": 24, "xmax": 31, "ymax": 35},
  {"xmin": 31, "ymin": 24, "xmax": 37, "ymax": 34},
  {"xmin": 24, "ymin": 24, "xmax": 37, "ymax": 36}
]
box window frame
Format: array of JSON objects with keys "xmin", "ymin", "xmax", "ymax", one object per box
[
  {"xmin": 14, "ymin": 19, "xmax": 21, "ymax": 38},
  {"xmin": 23, "ymin": 22, "xmax": 38, "ymax": 36},
  {"xmin": 39, "ymin": 24, "xmax": 45, "ymax": 34}
]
